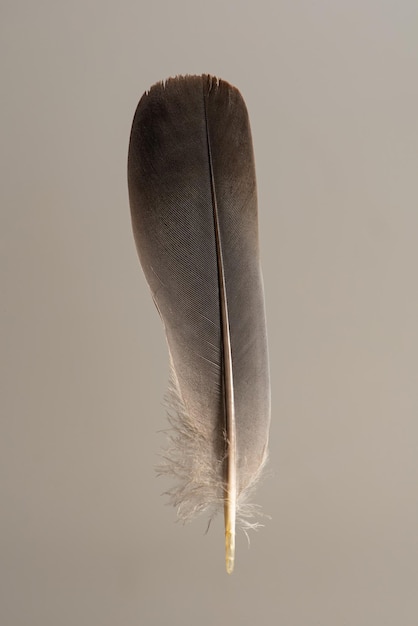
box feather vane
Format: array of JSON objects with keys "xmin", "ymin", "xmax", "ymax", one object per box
[{"xmin": 128, "ymin": 75, "xmax": 270, "ymax": 572}]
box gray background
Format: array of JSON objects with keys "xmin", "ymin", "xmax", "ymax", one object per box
[{"xmin": 1, "ymin": 1, "xmax": 417, "ymax": 624}]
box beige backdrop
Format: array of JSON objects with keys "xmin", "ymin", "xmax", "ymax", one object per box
[{"xmin": 1, "ymin": 1, "xmax": 417, "ymax": 624}]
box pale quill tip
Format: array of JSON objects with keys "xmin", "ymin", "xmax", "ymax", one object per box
[{"xmin": 225, "ymin": 524, "xmax": 235, "ymax": 574}]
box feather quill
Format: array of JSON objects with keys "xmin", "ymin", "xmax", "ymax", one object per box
[{"xmin": 128, "ymin": 75, "xmax": 270, "ymax": 572}]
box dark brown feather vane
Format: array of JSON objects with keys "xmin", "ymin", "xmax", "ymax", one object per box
[{"xmin": 128, "ymin": 75, "xmax": 270, "ymax": 572}]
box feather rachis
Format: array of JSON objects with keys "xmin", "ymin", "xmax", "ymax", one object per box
[{"xmin": 203, "ymin": 85, "xmax": 237, "ymax": 572}]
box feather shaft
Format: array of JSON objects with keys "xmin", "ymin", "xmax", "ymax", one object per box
[{"xmin": 203, "ymin": 90, "xmax": 237, "ymax": 572}]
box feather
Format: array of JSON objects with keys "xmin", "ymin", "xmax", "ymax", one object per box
[{"xmin": 127, "ymin": 75, "xmax": 270, "ymax": 573}]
